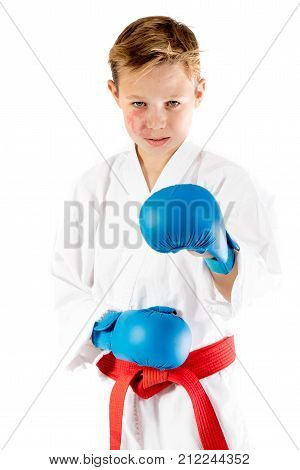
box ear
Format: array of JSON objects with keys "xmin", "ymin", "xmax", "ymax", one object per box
[
  {"xmin": 194, "ymin": 78, "xmax": 206, "ymax": 108},
  {"xmin": 107, "ymin": 79, "xmax": 121, "ymax": 108}
]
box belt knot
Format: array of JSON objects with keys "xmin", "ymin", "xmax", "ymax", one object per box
[{"xmin": 141, "ymin": 367, "xmax": 169, "ymax": 389}]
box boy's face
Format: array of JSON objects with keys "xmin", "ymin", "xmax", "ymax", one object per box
[{"xmin": 107, "ymin": 63, "xmax": 205, "ymax": 159}]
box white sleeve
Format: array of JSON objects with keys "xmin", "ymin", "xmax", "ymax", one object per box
[
  {"xmin": 51, "ymin": 167, "xmax": 110, "ymax": 372},
  {"xmin": 226, "ymin": 173, "xmax": 282, "ymax": 314},
  {"xmin": 206, "ymin": 167, "xmax": 282, "ymax": 314}
]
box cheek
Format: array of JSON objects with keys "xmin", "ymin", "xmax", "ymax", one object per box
[
  {"xmin": 125, "ymin": 109, "xmax": 147, "ymax": 135},
  {"xmin": 173, "ymin": 106, "xmax": 193, "ymax": 129}
]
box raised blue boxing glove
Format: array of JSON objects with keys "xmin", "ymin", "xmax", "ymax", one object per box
[
  {"xmin": 92, "ymin": 306, "xmax": 192, "ymax": 370},
  {"xmin": 139, "ymin": 184, "xmax": 240, "ymax": 274}
]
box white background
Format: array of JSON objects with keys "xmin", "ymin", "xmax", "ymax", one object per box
[{"xmin": 0, "ymin": 0, "xmax": 299, "ymax": 465}]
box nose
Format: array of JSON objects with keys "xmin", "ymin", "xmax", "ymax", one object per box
[{"xmin": 146, "ymin": 107, "xmax": 167, "ymax": 129}]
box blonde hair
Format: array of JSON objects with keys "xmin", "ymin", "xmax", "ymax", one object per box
[{"xmin": 108, "ymin": 16, "xmax": 203, "ymax": 90}]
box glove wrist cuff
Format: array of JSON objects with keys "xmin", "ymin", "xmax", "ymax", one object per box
[{"xmin": 204, "ymin": 248, "xmax": 236, "ymax": 275}]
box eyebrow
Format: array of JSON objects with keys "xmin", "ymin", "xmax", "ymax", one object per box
[{"xmin": 125, "ymin": 94, "xmax": 184, "ymax": 100}]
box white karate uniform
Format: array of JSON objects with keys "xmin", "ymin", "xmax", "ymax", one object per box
[{"xmin": 51, "ymin": 132, "xmax": 281, "ymax": 450}]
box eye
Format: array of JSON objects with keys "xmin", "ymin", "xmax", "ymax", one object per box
[
  {"xmin": 167, "ymin": 101, "xmax": 180, "ymax": 108},
  {"xmin": 132, "ymin": 101, "xmax": 145, "ymax": 108}
]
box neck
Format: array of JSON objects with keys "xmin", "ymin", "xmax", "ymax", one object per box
[
  {"xmin": 135, "ymin": 144, "xmax": 176, "ymax": 192},
  {"xmin": 135, "ymin": 144, "xmax": 175, "ymax": 172}
]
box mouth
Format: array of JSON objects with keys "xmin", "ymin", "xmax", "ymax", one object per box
[{"xmin": 145, "ymin": 137, "xmax": 170, "ymax": 145}]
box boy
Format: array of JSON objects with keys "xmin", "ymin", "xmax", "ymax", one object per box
[{"xmin": 52, "ymin": 16, "xmax": 281, "ymax": 449}]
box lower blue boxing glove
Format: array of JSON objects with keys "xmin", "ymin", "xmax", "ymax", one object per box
[
  {"xmin": 92, "ymin": 306, "xmax": 192, "ymax": 370},
  {"xmin": 139, "ymin": 184, "xmax": 240, "ymax": 274}
]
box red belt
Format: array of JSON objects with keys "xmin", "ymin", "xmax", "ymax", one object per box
[{"xmin": 96, "ymin": 335, "xmax": 235, "ymax": 450}]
